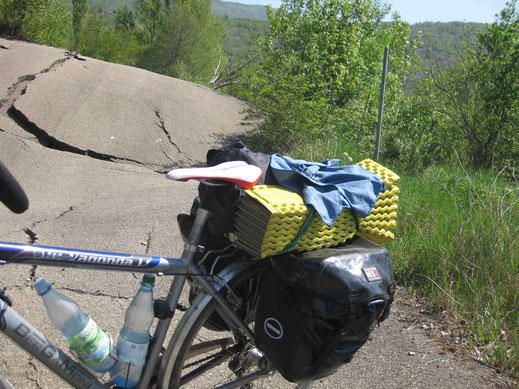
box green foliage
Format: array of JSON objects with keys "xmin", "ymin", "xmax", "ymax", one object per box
[
  {"xmin": 246, "ymin": 0, "xmax": 417, "ymax": 153},
  {"xmin": 134, "ymin": 0, "xmax": 164, "ymax": 43},
  {"xmin": 0, "ymin": 0, "xmax": 31, "ymax": 35},
  {"xmin": 72, "ymin": 0, "xmax": 87, "ymax": 48},
  {"xmin": 76, "ymin": 7, "xmax": 140, "ymax": 65},
  {"xmin": 24, "ymin": 0, "xmax": 71, "ymax": 46},
  {"xmin": 138, "ymin": 0, "xmax": 225, "ymax": 85},
  {"xmin": 114, "ymin": 5, "xmax": 135, "ymax": 31},
  {"xmin": 0, "ymin": 0, "xmax": 72, "ymax": 46},
  {"xmin": 412, "ymin": 22, "xmax": 485, "ymax": 62},
  {"xmin": 412, "ymin": 1, "xmax": 519, "ymax": 170},
  {"xmin": 382, "ymin": 99, "xmax": 441, "ymax": 172},
  {"xmin": 62, "ymin": 0, "xmax": 269, "ymax": 18},
  {"xmin": 474, "ymin": 1, "xmax": 519, "ymax": 168}
]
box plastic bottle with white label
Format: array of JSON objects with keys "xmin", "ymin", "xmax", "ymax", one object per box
[
  {"xmin": 34, "ymin": 278, "xmax": 117, "ymax": 374},
  {"xmin": 110, "ymin": 274, "xmax": 155, "ymax": 388}
]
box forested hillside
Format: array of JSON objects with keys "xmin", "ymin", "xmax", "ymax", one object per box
[
  {"xmin": 62, "ymin": 0, "xmax": 268, "ymax": 18},
  {"xmin": 0, "ymin": 0, "xmax": 518, "ymax": 382}
]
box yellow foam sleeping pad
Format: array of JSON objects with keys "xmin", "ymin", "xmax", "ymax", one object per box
[{"xmin": 233, "ymin": 159, "xmax": 400, "ymax": 258}]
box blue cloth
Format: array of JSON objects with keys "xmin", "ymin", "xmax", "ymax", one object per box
[{"xmin": 270, "ymin": 154, "xmax": 385, "ymax": 226}]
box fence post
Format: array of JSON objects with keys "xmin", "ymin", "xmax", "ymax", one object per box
[{"xmin": 374, "ymin": 46, "xmax": 389, "ymax": 162}]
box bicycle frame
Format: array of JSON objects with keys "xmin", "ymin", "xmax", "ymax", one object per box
[{"xmin": 0, "ymin": 207, "xmax": 258, "ymax": 389}]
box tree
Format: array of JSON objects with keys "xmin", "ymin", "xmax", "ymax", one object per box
[
  {"xmin": 115, "ymin": 5, "xmax": 135, "ymax": 32},
  {"xmin": 24, "ymin": 0, "xmax": 71, "ymax": 46},
  {"xmin": 135, "ymin": 0, "xmax": 164, "ymax": 43},
  {"xmin": 77, "ymin": 7, "xmax": 141, "ymax": 66},
  {"xmin": 72, "ymin": 0, "xmax": 87, "ymax": 48},
  {"xmin": 474, "ymin": 0, "xmax": 519, "ymax": 168},
  {"xmin": 417, "ymin": 0, "xmax": 519, "ymax": 169},
  {"xmin": 0, "ymin": 0, "xmax": 29, "ymax": 35},
  {"xmin": 246, "ymin": 0, "xmax": 416, "ymax": 152},
  {"xmin": 138, "ymin": 0, "xmax": 225, "ymax": 84}
]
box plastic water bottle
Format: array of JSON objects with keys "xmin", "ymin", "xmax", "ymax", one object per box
[
  {"xmin": 34, "ymin": 278, "xmax": 117, "ymax": 374},
  {"xmin": 111, "ymin": 274, "xmax": 155, "ymax": 388}
]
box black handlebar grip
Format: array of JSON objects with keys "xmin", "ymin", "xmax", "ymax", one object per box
[{"xmin": 0, "ymin": 161, "xmax": 29, "ymax": 214}]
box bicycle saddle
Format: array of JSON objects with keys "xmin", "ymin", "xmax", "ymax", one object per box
[{"xmin": 166, "ymin": 161, "xmax": 262, "ymax": 189}]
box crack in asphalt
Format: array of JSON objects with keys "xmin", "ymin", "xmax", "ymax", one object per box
[
  {"xmin": 0, "ymin": 75, "xmax": 36, "ymax": 115},
  {"xmin": 20, "ymin": 204, "xmax": 84, "ymax": 245},
  {"xmin": 20, "ymin": 205, "xmax": 83, "ymax": 281},
  {"xmin": 29, "ymin": 265, "xmax": 37, "ymax": 282},
  {"xmin": 152, "ymin": 106, "xmax": 193, "ymax": 164},
  {"xmin": 26, "ymin": 359, "xmax": 43, "ymax": 389},
  {"xmin": 60, "ymin": 286, "xmax": 131, "ymax": 300},
  {"xmin": 0, "ymin": 53, "xmax": 69, "ymax": 114},
  {"xmin": 7, "ymin": 105, "xmax": 167, "ymax": 173},
  {"xmin": 144, "ymin": 228, "xmax": 153, "ymax": 254},
  {"xmin": 57, "ymin": 205, "xmax": 75, "ymax": 219},
  {"xmin": 24, "ymin": 206, "xmax": 76, "ymax": 237},
  {"xmin": 0, "ymin": 54, "xmax": 168, "ymax": 174},
  {"xmin": 23, "ymin": 228, "xmax": 38, "ymax": 244}
]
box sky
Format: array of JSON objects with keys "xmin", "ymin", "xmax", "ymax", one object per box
[{"xmin": 224, "ymin": 0, "xmax": 511, "ymax": 24}]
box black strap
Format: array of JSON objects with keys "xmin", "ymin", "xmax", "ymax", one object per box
[
  {"xmin": 279, "ymin": 207, "xmax": 316, "ymax": 254},
  {"xmin": 349, "ymin": 290, "xmax": 359, "ymax": 315},
  {"xmin": 351, "ymin": 210, "xmax": 360, "ymax": 232}
]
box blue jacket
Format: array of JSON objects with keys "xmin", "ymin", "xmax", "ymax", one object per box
[{"xmin": 270, "ymin": 154, "xmax": 385, "ymax": 226}]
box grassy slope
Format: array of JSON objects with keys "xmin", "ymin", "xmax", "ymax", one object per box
[{"xmin": 388, "ymin": 167, "xmax": 519, "ymax": 376}]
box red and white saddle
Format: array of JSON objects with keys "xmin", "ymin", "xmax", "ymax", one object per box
[{"xmin": 166, "ymin": 161, "xmax": 262, "ymax": 189}]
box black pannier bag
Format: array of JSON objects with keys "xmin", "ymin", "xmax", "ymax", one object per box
[{"xmin": 254, "ymin": 236, "xmax": 395, "ymax": 382}]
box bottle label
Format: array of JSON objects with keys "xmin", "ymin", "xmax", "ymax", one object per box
[
  {"xmin": 66, "ymin": 318, "xmax": 111, "ymax": 366},
  {"xmin": 116, "ymin": 336, "xmax": 149, "ymax": 366}
]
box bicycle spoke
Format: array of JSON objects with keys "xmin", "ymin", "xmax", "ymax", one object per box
[{"xmin": 186, "ymin": 337, "xmax": 234, "ymax": 359}]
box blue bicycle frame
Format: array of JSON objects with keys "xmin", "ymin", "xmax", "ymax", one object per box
[{"xmin": 0, "ymin": 241, "xmax": 187, "ymax": 275}]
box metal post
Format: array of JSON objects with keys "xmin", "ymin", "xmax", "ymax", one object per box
[{"xmin": 374, "ymin": 46, "xmax": 389, "ymax": 162}]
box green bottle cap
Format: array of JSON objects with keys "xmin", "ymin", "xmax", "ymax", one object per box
[{"xmin": 142, "ymin": 274, "xmax": 155, "ymax": 287}]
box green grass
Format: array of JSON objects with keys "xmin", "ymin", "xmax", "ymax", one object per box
[
  {"xmin": 388, "ymin": 166, "xmax": 519, "ymax": 376},
  {"xmin": 284, "ymin": 136, "xmax": 371, "ymax": 164}
]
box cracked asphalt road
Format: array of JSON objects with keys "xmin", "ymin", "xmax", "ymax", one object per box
[{"xmin": 0, "ymin": 39, "xmax": 514, "ymax": 389}]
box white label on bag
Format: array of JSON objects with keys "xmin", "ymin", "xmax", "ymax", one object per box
[{"xmin": 362, "ymin": 266, "xmax": 382, "ymax": 282}]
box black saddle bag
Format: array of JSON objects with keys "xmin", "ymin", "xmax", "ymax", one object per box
[{"xmin": 254, "ymin": 236, "xmax": 395, "ymax": 382}]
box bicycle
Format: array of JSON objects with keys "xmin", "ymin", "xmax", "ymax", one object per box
[
  {"xmin": 0, "ymin": 159, "xmax": 318, "ymax": 389},
  {"xmin": 0, "ymin": 157, "xmax": 394, "ymax": 389}
]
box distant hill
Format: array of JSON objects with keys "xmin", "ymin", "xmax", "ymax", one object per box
[
  {"xmin": 213, "ymin": 0, "xmax": 267, "ymax": 19},
  {"xmin": 71, "ymin": 0, "xmax": 268, "ymax": 19},
  {"xmin": 222, "ymin": 17, "xmax": 268, "ymax": 60},
  {"xmin": 411, "ymin": 22, "xmax": 486, "ymax": 58}
]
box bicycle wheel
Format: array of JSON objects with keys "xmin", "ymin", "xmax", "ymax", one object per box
[{"xmin": 158, "ymin": 260, "xmax": 272, "ymax": 389}]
